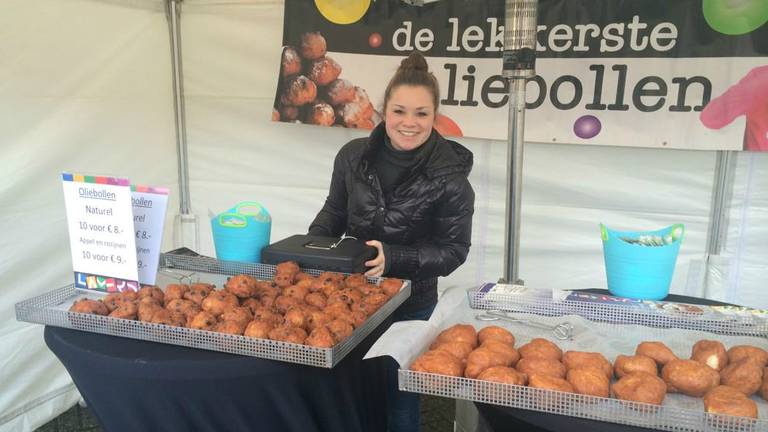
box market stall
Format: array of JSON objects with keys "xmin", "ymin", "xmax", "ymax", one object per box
[{"xmin": 2, "ymin": 0, "xmax": 768, "ymax": 430}]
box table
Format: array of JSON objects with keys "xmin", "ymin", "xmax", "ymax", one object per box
[
  {"xmin": 475, "ymin": 290, "xmax": 737, "ymax": 432},
  {"xmin": 45, "ymin": 323, "xmax": 389, "ymax": 432}
]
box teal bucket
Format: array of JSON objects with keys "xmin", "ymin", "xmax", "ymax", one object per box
[
  {"xmin": 211, "ymin": 202, "xmax": 271, "ymax": 263},
  {"xmin": 600, "ymin": 223, "xmax": 684, "ymax": 300}
]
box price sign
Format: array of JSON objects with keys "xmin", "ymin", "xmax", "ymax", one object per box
[
  {"xmin": 132, "ymin": 185, "xmax": 169, "ymax": 285},
  {"xmin": 62, "ymin": 173, "xmax": 139, "ymax": 292}
]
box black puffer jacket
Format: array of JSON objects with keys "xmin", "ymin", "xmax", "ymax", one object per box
[{"xmin": 309, "ymin": 123, "xmax": 474, "ymax": 313}]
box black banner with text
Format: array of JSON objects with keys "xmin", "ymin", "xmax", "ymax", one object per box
[{"xmin": 273, "ymin": 0, "xmax": 768, "ymax": 151}]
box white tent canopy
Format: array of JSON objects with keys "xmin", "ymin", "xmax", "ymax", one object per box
[{"xmin": 1, "ymin": 0, "xmax": 766, "ymax": 430}]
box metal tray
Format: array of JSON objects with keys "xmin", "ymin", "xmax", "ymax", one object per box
[
  {"xmin": 399, "ymin": 369, "xmax": 766, "ymax": 431},
  {"xmin": 467, "ymin": 287, "xmax": 768, "ymax": 338},
  {"xmin": 16, "ymin": 254, "xmax": 411, "ymax": 368},
  {"xmin": 396, "ymin": 287, "xmax": 768, "ymax": 432}
]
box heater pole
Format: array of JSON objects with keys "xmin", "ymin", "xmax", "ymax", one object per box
[{"xmin": 501, "ymin": 0, "xmax": 538, "ymax": 284}]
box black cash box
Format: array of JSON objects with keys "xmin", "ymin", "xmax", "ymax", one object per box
[{"xmin": 261, "ymin": 235, "xmax": 377, "ymax": 274}]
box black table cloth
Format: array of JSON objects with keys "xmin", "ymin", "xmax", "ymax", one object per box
[
  {"xmin": 45, "ymin": 322, "xmax": 389, "ymax": 432},
  {"xmin": 476, "ymin": 289, "xmax": 737, "ymax": 432}
]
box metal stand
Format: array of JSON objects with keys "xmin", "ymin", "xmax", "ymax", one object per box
[
  {"xmin": 499, "ymin": 0, "xmax": 538, "ymax": 284},
  {"xmin": 501, "ymin": 78, "xmax": 527, "ymax": 284}
]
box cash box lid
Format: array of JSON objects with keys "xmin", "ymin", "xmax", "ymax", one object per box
[{"xmin": 261, "ymin": 234, "xmax": 376, "ymax": 274}]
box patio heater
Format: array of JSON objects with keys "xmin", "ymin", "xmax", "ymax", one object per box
[{"xmin": 501, "ymin": 0, "xmax": 538, "ymax": 284}]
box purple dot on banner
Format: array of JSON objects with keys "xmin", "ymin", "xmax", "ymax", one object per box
[{"xmin": 573, "ymin": 115, "xmax": 602, "ymax": 139}]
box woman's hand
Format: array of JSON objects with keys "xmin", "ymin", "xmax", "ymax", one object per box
[{"xmin": 364, "ymin": 240, "xmax": 385, "ymax": 277}]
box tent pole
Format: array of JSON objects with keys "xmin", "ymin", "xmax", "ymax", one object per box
[
  {"xmin": 500, "ymin": 0, "xmax": 538, "ymax": 284},
  {"xmin": 705, "ymin": 150, "xmax": 735, "ymax": 256},
  {"xmin": 702, "ymin": 150, "xmax": 736, "ymax": 299},
  {"xmin": 166, "ymin": 0, "xmax": 198, "ymax": 250},
  {"xmin": 167, "ymin": 0, "xmax": 189, "ymax": 214}
]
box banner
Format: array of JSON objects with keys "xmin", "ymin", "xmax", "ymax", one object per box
[{"xmin": 273, "ymin": 0, "xmax": 768, "ymax": 151}]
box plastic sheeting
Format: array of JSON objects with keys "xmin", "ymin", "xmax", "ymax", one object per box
[{"xmin": 1, "ymin": 0, "xmax": 766, "ymax": 430}]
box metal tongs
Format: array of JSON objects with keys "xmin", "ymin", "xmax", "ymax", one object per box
[{"xmin": 475, "ymin": 310, "xmax": 574, "ymax": 340}]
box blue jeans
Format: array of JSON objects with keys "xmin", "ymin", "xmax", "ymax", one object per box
[{"xmin": 386, "ymin": 304, "xmax": 436, "ymax": 432}]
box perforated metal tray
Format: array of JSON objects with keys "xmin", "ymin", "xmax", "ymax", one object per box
[
  {"xmin": 16, "ymin": 254, "xmax": 411, "ymax": 368},
  {"xmin": 397, "ymin": 288, "xmax": 768, "ymax": 432},
  {"xmin": 399, "ymin": 369, "xmax": 766, "ymax": 431},
  {"xmin": 468, "ymin": 287, "xmax": 768, "ymax": 338}
]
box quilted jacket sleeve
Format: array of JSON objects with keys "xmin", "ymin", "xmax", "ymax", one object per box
[{"xmin": 308, "ymin": 149, "xmax": 349, "ymax": 237}]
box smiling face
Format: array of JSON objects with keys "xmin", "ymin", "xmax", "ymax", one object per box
[{"xmin": 384, "ymin": 85, "xmax": 436, "ymax": 151}]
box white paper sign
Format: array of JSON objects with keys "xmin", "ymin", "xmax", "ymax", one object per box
[
  {"xmin": 131, "ymin": 185, "xmax": 169, "ymax": 285},
  {"xmin": 62, "ymin": 173, "xmax": 139, "ymax": 291}
]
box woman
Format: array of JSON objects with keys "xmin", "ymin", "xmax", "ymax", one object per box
[{"xmin": 308, "ymin": 51, "xmax": 474, "ymax": 432}]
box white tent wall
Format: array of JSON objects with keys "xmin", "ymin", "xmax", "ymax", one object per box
[
  {"xmin": 0, "ymin": 0, "xmax": 178, "ymax": 430},
  {"xmin": 516, "ymin": 144, "xmax": 715, "ymax": 295},
  {"xmin": 1, "ymin": 0, "xmax": 766, "ymax": 430},
  {"xmin": 720, "ymin": 152, "xmax": 768, "ymax": 306}
]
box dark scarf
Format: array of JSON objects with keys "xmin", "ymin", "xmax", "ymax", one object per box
[{"xmin": 373, "ymin": 131, "xmax": 435, "ymax": 199}]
